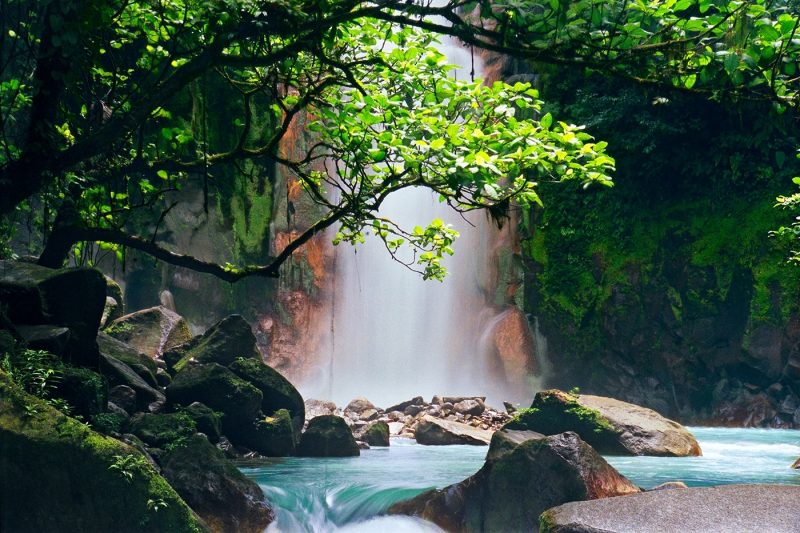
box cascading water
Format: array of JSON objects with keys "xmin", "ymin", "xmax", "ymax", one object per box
[{"xmin": 297, "ymin": 23, "xmax": 533, "ymax": 408}]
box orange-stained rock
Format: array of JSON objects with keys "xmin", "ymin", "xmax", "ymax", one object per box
[{"xmin": 490, "ymin": 307, "xmax": 538, "ymax": 378}]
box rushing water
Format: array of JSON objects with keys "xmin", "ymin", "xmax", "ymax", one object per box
[{"xmin": 241, "ymin": 428, "xmax": 800, "ymax": 532}]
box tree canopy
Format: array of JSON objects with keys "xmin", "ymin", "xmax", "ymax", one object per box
[{"xmin": 1, "ymin": 0, "xmax": 799, "ymax": 280}]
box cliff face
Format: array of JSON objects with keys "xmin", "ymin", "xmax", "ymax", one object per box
[{"xmin": 519, "ymin": 71, "xmax": 800, "ymax": 426}]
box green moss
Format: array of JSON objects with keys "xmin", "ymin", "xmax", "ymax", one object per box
[{"xmin": 0, "ymin": 371, "xmax": 205, "ymax": 532}]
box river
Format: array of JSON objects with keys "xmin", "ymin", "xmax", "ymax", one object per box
[{"xmin": 240, "ymin": 427, "xmax": 800, "ymax": 532}]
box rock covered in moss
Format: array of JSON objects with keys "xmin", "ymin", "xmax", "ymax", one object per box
[
  {"xmin": 0, "ymin": 260, "xmax": 106, "ymax": 365},
  {"xmin": 228, "ymin": 358, "xmax": 305, "ymax": 436},
  {"xmin": 296, "ymin": 415, "xmax": 360, "ymax": 457},
  {"xmin": 53, "ymin": 365, "xmax": 108, "ymax": 419},
  {"xmin": 107, "ymin": 306, "xmax": 192, "ymax": 358},
  {"xmin": 360, "ymin": 421, "xmax": 390, "ymax": 447},
  {"xmin": 0, "ymin": 371, "xmax": 207, "ymax": 532},
  {"xmin": 160, "ymin": 435, "xmax": 273, "ymax": 533},
  {"xmin": 167, "ymin": 315, "xmax": 260, "ymax": 373},
  {"xmin": 183, "ymin": 402, "xmax": 222, "ymax": 443},
  {"xmin": 508, "ymin": 389, "xmax": 701, "ymax": 457},
  {"xmin": 99, "ymin": 348, "xmax": 165, "ymax": 412},
  {"xmin": 539, "ymin": 484, "xmax": 800, "ymax": 533},
  {"xmin": 128, "ymin": 412, "xmax": 197, "ymax": 448},
  {"xmin": 390, "ymin": 429, "xmax": 639, "ymax": 532},
  {"xmin": 166, "ymin": 363, "xmax": 262, "ymax": 442},
  {"xmin": 415, "ymin": 415, "xmax": 493, "ymax": 445},
  {"xmin": 237, "ymin": 409, "xmax": 296, "ymax": 456},
  {"xmin": 97, "ymin": 332, "xmax": 159, "ymax": 386}
]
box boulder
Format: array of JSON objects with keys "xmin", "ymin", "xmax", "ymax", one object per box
[
  {"xmin": 305, "ymin": 398, "xmax": 337, "ymax": 420},
  {"xmin": 109, "ymin": 385, "xmax": 137, "ymax": 415},
  {"xmin": 650, "ymin": 481, "xmax": 689, "ymax": 491},
  {"xmin": 0, "ymin": 261, "xmax": 106, "ymax": 365},
  {"xmin": 15, "ymin": 325, "xmax": 70, "ymax": 356},
  {"xmin": 415, "ymin": 415, "xmax": 493, "ymax": 445},
  {"xmin": 52, "ymin": 366, "xmax": 108, "ymax": 419},
  {"xmin": 793, "ymin": 457, "xmax": 799, "ymax": 469},
  {"xmin": 128, "ymin": 412, "xmax": 197, "ymax": 448},
  {"xmin": 160, "ymin": 435, "xmax": 273, "ymax": 533},
  {"xmin": 453, "ymin": 399, "xmax": 485, "ymax": 416},
  {"xmin": 166, "ymin": 364, "xmax": 262, "ymax": 440},
  {"xmin": 97, "ymin": 332, "xmax": 159, "ymax": 387},
  {"xmin": 106, "ymin": 306, "xmax": 192, "ymax": 358},
  {"xmin": 386, "ymin": 396, "xmax": 425, "ymax": 413},
  {"xmin": 296, "ymin": 415, "xmax": 360, "ymax": 457},
  {"xmin": 236, "ymin": 409, "xmax": 296, "ymax": 456},
  {"xmin": 228, "ymin": 358, "xmax": 305, "ymax": 437},
  {"xmin": 345, "ymin": 397, "xmax": 376, "ymax": 415},
  {"xmin": 168, "ymin": 315, "xmax": 260, "ymax": 373},
  {"xmin": 539, "ymin": 484, "xmax": 800, "ymax": 533},
  {"xmin": 98, "ymin": 350, "xmax": 165, "ymax": 412},
  {"xmin": 183, "ymin": 402, "xmax": 222, "ymax": 443},
  {"xmin": 0, "ymin": 371, "xmax": 207, "ymax": 532},
  {"xmin": 390, "ymin": 429, "xmax": 639, "ymax": 532},
  {"xmin": 359, "ymin": 421, "xmax": 390, "ymax": 447},
  {"xmin": 509, "ymin": 389, "xmax": 701, "ymax": 456}
]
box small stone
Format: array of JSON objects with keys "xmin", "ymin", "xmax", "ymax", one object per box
[
  {"xmin": 650, "ymin": 481, "xmax": 689, "ymax": 491},
  {"xmin": 357, "ymin": 441, "xmax": 370, "ymax": 450},
  {"xmin": 360, "ymin": 408, "xmax": 379, "ymax": 421},
  {"xmin": 454, "ymin": 399, "xmax": 485, "ymax": 416},
  {"xmin": 503, "ymin": 401, "xmax": 518, "ymax": 414}
]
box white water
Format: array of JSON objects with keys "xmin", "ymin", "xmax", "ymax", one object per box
[{"xmin": 299, "ymin": 21, "xmax": 526, "ymax": 407}]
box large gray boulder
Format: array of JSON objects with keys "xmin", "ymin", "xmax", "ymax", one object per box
[
  {"xmin": 415, "ymin": 415, "xmax": 493, "ymax": 445},
  {"xmin": 106, "ymin": 306, "xmax": 191, "ymax": 358},
  {"xmin": 508, "ymin": 389, "xmax": 701, "ymax": 456},
  {"xmin": 98, "ymin": 349, "xmax": 165, "ymax": 412},
  {"xmin": 540, "ymin": 484, "xmax": 800, "ymax": 533},
  {"xmin": 391, "ymin": 429, "xmax": 639, "ymax": 532},
  {"xmin": 296, "ymin": 415, "xmax": 360, "ymax": 457}
]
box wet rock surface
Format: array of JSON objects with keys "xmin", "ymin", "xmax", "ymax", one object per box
[
  {"xmin": 540, "ymin": 484, "xmax": 800, "ymax": 533},
  {"xmin": 390, "ymin": 429, "xmax": 639, "ymax": 532}
]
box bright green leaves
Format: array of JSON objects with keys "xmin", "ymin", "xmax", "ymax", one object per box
[{"xmin": 296, "ymin": 21, "xmax": 614, "ymax": 279}]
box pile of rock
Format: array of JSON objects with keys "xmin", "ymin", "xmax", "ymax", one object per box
[{"xmin": 304, "ymin": 395, "xmax": 514, "ymax": 447}]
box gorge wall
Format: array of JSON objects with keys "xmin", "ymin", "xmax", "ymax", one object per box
[{"xmin": 516, "ymin": 68, "xmax": 800, "ymax": 426}]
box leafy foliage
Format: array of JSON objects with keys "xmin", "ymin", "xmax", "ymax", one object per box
[{"xmin": 1, "ymin": 0, "xmax": 799, "ymax": 278}]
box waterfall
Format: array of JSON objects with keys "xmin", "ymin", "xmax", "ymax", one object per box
[{"xmin": 295, "ymin": 14, "xmax": 536, "ymax": 408}]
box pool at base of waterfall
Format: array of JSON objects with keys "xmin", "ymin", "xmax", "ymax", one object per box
[{"xmin": 240, "ymin": 428, "xmax": 800, "ymax": 532}]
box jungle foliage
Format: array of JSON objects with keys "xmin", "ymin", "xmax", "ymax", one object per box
[{"xmin": 1, "ymin": 0, "xmax": 799, "ymax": 280}]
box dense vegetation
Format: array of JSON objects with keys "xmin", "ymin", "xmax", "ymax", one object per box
[{"xmin": 1, "ymin": 0, "xmax": 799, "ymax": 281}]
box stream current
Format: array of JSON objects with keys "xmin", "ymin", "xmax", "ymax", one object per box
[{"xmin": 241, "ymin": 427, "xmax": 800, "ymax": 532}]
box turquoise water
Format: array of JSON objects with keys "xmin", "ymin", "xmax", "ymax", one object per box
[{"xmin": 241, "ymin": 428, "xmax": 800, "ymax": 532}]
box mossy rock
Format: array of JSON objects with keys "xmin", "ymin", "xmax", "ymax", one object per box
[
  {"xmin": 508, "ymin": 390, "xmax": 701, "ymax": 456},
  {"xmin": 0, "ymin": 261, "xmax": 106, "ymax": 366},
  {"xmin": 128, "ymin": 412, "xmax": 197, "ymax": 449},
  {"xmin": 237, "ymin": 409, "xmax": 295, "ymax": 456},
  {"xmin": 361, "ymin": 421, "xmax": 390, "ymax": 447},
  {"xmin": 166, "ymin": 363, "xmax": 262, "ymax": 446},
  {"xmin": 169, "ymin": 315, "xmax": 260, "ymax": 373},
  {"xmin": 0, "ymin": 370, "xmax": 207, "ymax": 532},
  {"xmin": 160, "ymin": 434, "xmax": 273, "ymax": 533},
  {"xmin": 296, "ymin": 415, "xmax": 360, "ymax": 457},
  {"xmin": 228, "ymin": 358, "xmax": 305, "ymax": 437},
  {"xmin": 53, "ymin": 365, "xmax": 108, "ymax": 419},
  {"xmin": 106, "ymin": 306, "xmax": 191, "ymax": 359},
  {"xmin": 183, "ymin": 402, "xmax": 222, "ymax": 443},
  {"xmin": 389, "ymin": 429, "xmax": 639, "ymax": 532},
  {"xmin": 90, "ymin": 411, "xmax": 128, "ymax": 435},
  {"xmin": 505, "ymin": 389, "xmax": 625, "ymax": 454},
  {"xmin": 97, "ymin": 332, "xmax": 159, "ymax": 385}
]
